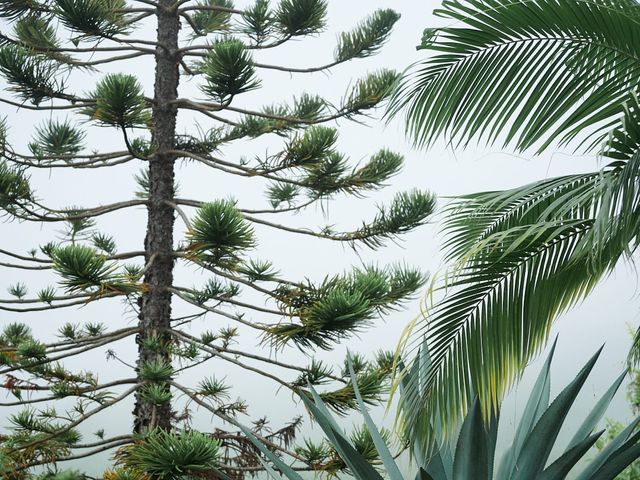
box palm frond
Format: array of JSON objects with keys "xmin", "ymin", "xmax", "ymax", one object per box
[
  {"xmin": 388, "ymin": 0, "xmax": 640, "ymax": 153},
  {"xmin": 404, "ymin": 145, "xmax": 640, "ymax": 432}
]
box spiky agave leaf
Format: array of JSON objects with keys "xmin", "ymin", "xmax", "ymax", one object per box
[
  {"xmin": 335, "ymin": 9, "xmax": 400, "ymax": 62},
  {"xmin": 82, "ymin": 74, "xmax": 150, "ymax": 128},
  {"xmin": 249, "ymin": 346, "xmax": 640, "ymax": 480}
]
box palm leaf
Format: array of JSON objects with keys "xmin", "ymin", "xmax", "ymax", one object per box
[{"xmin": 388, "ymin": 0, "xmax": 640, "ymax": 153}]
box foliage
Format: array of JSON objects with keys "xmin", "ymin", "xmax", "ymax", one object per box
[
  {"xmin": 82, "ymin": 74, "xmax": 150, "ymax": 128},
  {"xmin": 248, "ymin": 347, "xmax": 640, "ymax": 480},
  {"xmin": 388, "ymin": 0, "xmax": 640, "ymax": 432},
  {"xmin": 0, "ymin": 0, "xmax": 431, "ymax": 478},
  {"xmin": 114, "ymin": 429, "xmax": 221, "ymax": 479}
]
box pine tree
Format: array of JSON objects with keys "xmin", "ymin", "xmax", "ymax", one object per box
[{"xmin": 0, "ymin": 1, "xmax": 434, "ymax": 477}]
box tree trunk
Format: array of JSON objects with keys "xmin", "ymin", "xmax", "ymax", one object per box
[{"xmin": 133, "ymin": 0, "xmax": 181, "ymax": 434}]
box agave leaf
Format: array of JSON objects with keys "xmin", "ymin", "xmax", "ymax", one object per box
[
  {"xmin": 399, "ymin": 349, "xmax": 453, "ymax": 479},
  {"xmin": 347, "ymin": 356, "xmax": 404, "ymax": 480},
  {"xmin": 538, "ymin": 432, "xmax": 602, "ymax": 480},
  {"xmin": 236, "ymin": 423, "xmax": 304, "ymax": 480},
  {"xmin": 452, "ymin": 398, "xmax": 497, "ymax": 480},
  {"xmin": 496, "ymin": 339, "xmax": 556, "ymax": 480},
  {"xmin": 307, "ymin": 383, "xmax": 345, "ymax": 433},
  {"xmin": 257, "ymin": 456, "xmax": 292, "ymax": 480},
  {"xmin": 576, "ymin": 416, "xmax": 640, "ymax": 480},
  {"xmin": 511, "ymin": 347, "xmax": 602, "ymax": 480},
  {"xmin": 567, "ymin": 371, "xmax": 626, "ymax": 449},
  {"xmin": 583, "ymin": 431, "xmax": 640, "ymax": 480},
  {"xmin": 416, "ymin": 467, "xmax": 436, "ymax": 480},
  {"xmin": 300, "ymin": 388, "xmax": 385, "ymax": 480}
]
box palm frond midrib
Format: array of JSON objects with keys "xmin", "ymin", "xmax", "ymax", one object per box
[
  {"xmin": 413, "ymin": 227, "xmax": 593, "ymax": 416},
  {"xmin": 421, "ymin": 33, "xmax": 640, "ymax": 89}
]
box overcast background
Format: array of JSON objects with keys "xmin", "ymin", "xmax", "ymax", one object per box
[{"xmin": 1, "ymin": 1, "xmax": 638, "ymax": 478}]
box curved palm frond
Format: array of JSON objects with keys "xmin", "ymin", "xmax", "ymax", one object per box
[
  {"xmin": 401, "ymin": 98, "xmax": 640, "ymax": 433},
  {"xmin": 388, "ymin": 0, "xmax": 640, "ymax": 153},
  {"xmin": 393, "ymin": 0, "xmax": 640, "ymax": 436}
]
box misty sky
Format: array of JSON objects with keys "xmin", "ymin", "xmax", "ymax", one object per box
[{"xmin": 1, "ymin": 1, "xmax": 638, "ymax": 477}]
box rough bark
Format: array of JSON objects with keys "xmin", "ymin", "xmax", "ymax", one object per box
[{"xmin": 133, "ymin": 0, "xmax": 181, "ymax": 434}]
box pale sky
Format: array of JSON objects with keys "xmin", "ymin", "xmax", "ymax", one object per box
[{"xmin": 1, "ymin": 1, "xmax": 638, "ymax": 477}]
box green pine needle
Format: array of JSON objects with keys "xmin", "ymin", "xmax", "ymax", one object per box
[
  {"xmin": 187, "ymin": 200, "xmax": 256, "ymax": 268},
  {"xmin": 266, "ymin": 182, "xmax": 299, "ymax": 208},
  {"xmin": 51, "ymin": 244, "xmax": 124, "ymax": 293},
  {"xmin": 0, "ymin": 45, "xmax": 64, "ymax": 104},
  {"xmin": 138, "ymin": 359, "xmax": 173, "ymax": 382},
  {"xmin": 140, "ymin": 384, "xmax": 172, "ymax": 405},
  {"xmin": 275, "ymin": 0, "xmax": 327, "ymax": 37},
  {"xmin": 198, "ymin": 376, "xmax": 231, "ymax": 400},
  {"xmin": 29, "ymin": 119, "xmax": 85, "ymax": 160},
  {"xmin": 0, "ymin": 0, "xmax": 45, "ymax": 20},
  {"xmin": 267, "ymin": 265, "xmax": 426, "ymax": 350},
  {"xmin": 349, "ymin": 189, "xmax": 436, "ymax": 248},
  {"xmin": 199, "ymin": 39, "xmax": 260, "ymax": 103},
  {"xmin": 82, "ymin": 73, "xmax": 150, "ymax": 128},
  {"xmin": 239, "ymin": 0, "xmax": 274, "ymax": 45},
  {"xmin": 115, "ymin": 429, "xmax": 220, "ymax": 479},
  {"xmin": 14, "ymin": 16, "xmax": 60, "ymax": 51},
  {"xmin": 278, "ymin": 126, "xmax": 338, "ymax": 168},
  {"xmin": 335, "ymin": 9, "xmax": 400, "ymax": 62},
  {"xmin": 191, "ymin": 0, "xmax": 234, "ymax": 36},
  {"xmin": 344, "ymin": 69, "xmax": 400, "ymax": 113},
  {"xmin": 0, "ymin": 160, "xmax": 32, "ymax": 212},
  {"xmin": 54, "ymin": 0, "xmax": 129, "ymax": 40}
]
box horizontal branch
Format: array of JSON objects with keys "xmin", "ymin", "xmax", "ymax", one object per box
[
  {"xmin": 0, "ymin": 378, "xmax": 138, "ymax": 406},
  {"xmin": 0, "ymin": 327, "xmax": 136, "ymax": 376},
  {"xmin": 9, "ymin": 385, "xmax": 138, "ymax": 461},
  {"xmin": 170, "ymin": 289, "xmax": 268, "ymax": 332},
  {"xmin": 0, "ymin": 291, "xmax": 124, "ymax": 313}
]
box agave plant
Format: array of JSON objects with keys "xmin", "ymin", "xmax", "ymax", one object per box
[{"xmin": 244, "ymin": 343, "xmax": 640, "ymax": 479}]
